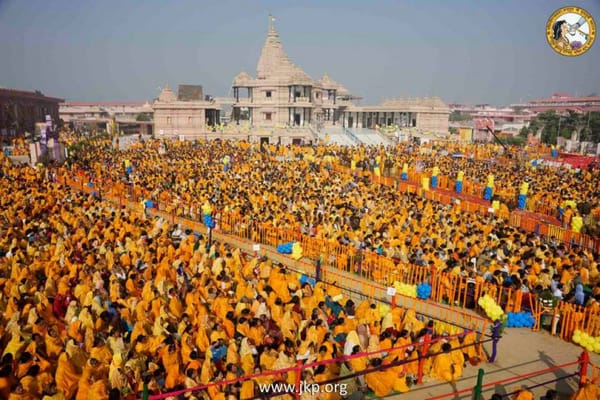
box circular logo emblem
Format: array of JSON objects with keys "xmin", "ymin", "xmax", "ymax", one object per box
[{"xmin": 546, "ymin": 6, "xmax": 596, "ymax": 56}]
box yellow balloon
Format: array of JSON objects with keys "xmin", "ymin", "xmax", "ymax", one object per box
[{"xmin": 378, "ymin": 304, "xmax": 390, "ymax": 318}]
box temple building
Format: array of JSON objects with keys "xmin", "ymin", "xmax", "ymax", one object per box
[
  {"xmin": 231, "ymin": 16, "xmax": 358, "ymax": 129},
  {"xmin": 59, "ymin": 16, "xmax": 449, "ymax": 143},
  {"xmin": 230, "ymin": 16, "xmax": 450, "ymax": 140},
  {"xmin": 342, "ymin": 97, "xmax": 450, "ymax": 131},
  {"xmin": 60, "ymin": 101, "xmax": 154, "ymax": 135},
  {"xmin": 152, "ymin": 84, "xmax": 220, "ymax": 138}
]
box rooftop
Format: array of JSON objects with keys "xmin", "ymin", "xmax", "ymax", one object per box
[
  {"xmin": 530, "ymin": 94, "xmax": 600, "ymax": 103},
  {"xmin": 0, "ymin": 87, "xmax": 64, "ymax": 103},
  {"xmin": 62, "ymin": 101, "xmax": 149, "ymax": 107}
]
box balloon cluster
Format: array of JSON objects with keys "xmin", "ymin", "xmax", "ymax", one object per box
[
  {"xmin": 201, "ymin": 202, "xmax": 213, "ymax": 215},
  {"xmin": 517, "ymin": 194, "xmax": 527, "ymax": 210},
  {"xmin": 202, "ymin": 202, "xmax": 215, "ymax": 228},
  {"xmin": 572, "ymin": 330, "xmax": 600, "ymax": 353},
  {"xmin": 277, "ymin": 242, "xmax": 294, "ymax": 254},
  {"xmin": 276, "ymin": 242, "xmax": 303, "ymax": 260},
  {"xmin": 506, "ymin": 312, "xmax": 535, "ymax": 328},
  {"xmin": 417, "ymin": 282, "xmax": 432, "ymax": 300},
  {"xmin": 202, "ymin": 214, "xmax": 215, "ymax": 229},
  {"xmin": 393, "ymin": 281, "xmax": 417, "ymax": 298},
  {"xmin": 378, "ymin": 303, "xmax": 391, "ymax": 319},
  {"xmin": 299, "ymin": 274, "xmax": 316, "ymax": 287},
  {"xmin": 291, "ymin": 242, "xmax": 303, "ymax": 260},
  {"xmin": 477, "ymin": 294, "xmax": 504, "ymax": 321}
]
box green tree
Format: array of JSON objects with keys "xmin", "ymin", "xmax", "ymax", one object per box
[
  {"xmin": 136, "ymin": 113, "xmax": 152, "ymax": 122},
  {"xmin": 449, "ymin": 111, "xmax": 471, "ymax": 122},
  {"xmin": 526, "ymin": 110, "xmax": 600, "ymax": 145},
  {"xmin": 582, "ymin": 112, "xmax": 600, "ymax": 143},
  {"xmin": 519, "ymin": 126, "xmax": 529, "ymax": 138},
  {"xmin": 500, "ymin": 136, "xmax": 525, "ymax": 146}
]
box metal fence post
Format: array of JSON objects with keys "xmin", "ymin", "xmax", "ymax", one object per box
[
  {"xmin": 489, "ymin": 319, "xmax": 502, "ymax": 362},
  {"xmin": 473, "ymin": 368, "xmax": 485, "ymax": 400},
  {"xmin": 579, "ymin": 351, "xmax": 590, "ymax": 388}
]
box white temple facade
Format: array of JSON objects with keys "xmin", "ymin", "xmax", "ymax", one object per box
[
  {"xmin": 231, "ymin": 16, "xmax": 450, "ymax": 134},
  {"xmin": 231, "ymin": 16, "xmax": 357, "ymax": 129}
]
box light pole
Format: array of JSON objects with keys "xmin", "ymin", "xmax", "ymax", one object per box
[
  {"xmin": 557, "ymin": 115, "xmax": 564, "ymax": 139},
  {"xmin": 557, "ymin": 116, "xmax": 561, "ymax": 136}
]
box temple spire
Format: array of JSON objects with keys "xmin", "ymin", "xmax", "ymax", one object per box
[{"xmin": 269, "ymin": 14, "xmax": 276, "ymax": 33}]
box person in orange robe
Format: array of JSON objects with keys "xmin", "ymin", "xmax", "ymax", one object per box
[
  {"xmin": 512, "ymin": 386, "xmax": 534, "ymax": 400},
  {"xmin": 0, "ymin": 364, "xmax": 13, "ymax": 399},
  {"xmin": 161, "ymin": 343, "xmax": 183, "ymax": 389},
  {"xmin": 364, "ymin": 358, "xmax": 394, "ymax": 397},
  {"xmin": 54, "ymin": 351, "xmax": 81, "ymax": 400}
]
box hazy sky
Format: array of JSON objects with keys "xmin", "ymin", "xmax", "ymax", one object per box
[{"xmin": 1, "ymin": 0, "xmax": 599, "ymax": 105}]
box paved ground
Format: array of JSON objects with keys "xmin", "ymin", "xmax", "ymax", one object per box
[{"xmin": 392, "ymin": 328, "xmax": 599, "ymax": 400}]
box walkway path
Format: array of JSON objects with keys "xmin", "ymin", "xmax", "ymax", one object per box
[
  {"xmin": 396, "ymin": 328, "xmax": 599, "ymax": 400},
  {"xmin": 204, "ymin": 219, "xmax": 593, "ymax": 400}
]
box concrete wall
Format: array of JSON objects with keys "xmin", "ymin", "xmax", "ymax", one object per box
[{"xmin": 154, "ymin": 107, "xmax": 205, "ymax": 137}]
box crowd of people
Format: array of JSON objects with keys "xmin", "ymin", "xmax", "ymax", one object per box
[
  {"xmin": 64, "ymin": 138, "xmax": 599, "ymax": 306},
  {"xmin": 1, "ymin": 134, "xmax": 599, "ymax": 399},
  {"xmin": 331, "ymin": 143, "xmax": 600, "ymax": 229},
  {"xmin": 0, "ymin": 154, "xmax": 484, "ymax": 399}
]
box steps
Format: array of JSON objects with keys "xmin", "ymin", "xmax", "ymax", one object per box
[
  {"xmin": 319, "ymin": 126, "xmax": 360, "ymax": 146},
  {"xmin": 348, "ymin": 127, "xmax": 394, "ymax": 146}
]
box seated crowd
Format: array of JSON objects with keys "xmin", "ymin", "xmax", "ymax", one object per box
[
  {"xmin": 0, "ymin": 155, "xmax": 481, "ymax": 399},
  {"xmin": 65, "ymin": 139, "xmax": 599, "ymax": 309},
  {"xmin": 1, "ymin": 135, "xmax": 599, "ymax": 398}
]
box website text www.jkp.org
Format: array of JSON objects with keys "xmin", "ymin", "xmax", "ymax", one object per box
[{"xmin": 258, "ymin": 381, "xmax": 348, "ymax": 396}]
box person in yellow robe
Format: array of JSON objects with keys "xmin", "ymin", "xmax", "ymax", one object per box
[
  {"xmin": 431, "ymin": 343, "xmax": 460, "ymax": 383},
  {"xmin": 461, "ymin": 330, "xmax": 481, "ymax": 364}
]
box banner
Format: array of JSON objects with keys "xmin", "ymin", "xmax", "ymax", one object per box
[
  {"xmin": 458, "ymin": 127, "xmax": 473, "ymax": 142},
  {"xmin": 455, "ymin": 171, "xmax": 464, "ymax": 193},
  {"xmin": 40, "ymin": 127, "xmax": 47, "ymax": 156},
  {"xmin": 401, "ymin": 163, "xmax": 408, "ymax": 181},
  {"xmin": 431, "ymin": 166, "xmax": 439, "ymax": 188},
  {"xmin": 474, "ymin": 118, "xmax": 495, "ymax": 131},
  {"xmin": 53, "ymin": 138, "xmax": 60, "ymax": 161}
]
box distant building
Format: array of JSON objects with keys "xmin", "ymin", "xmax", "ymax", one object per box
[
  {"xmin": 344, "ymin": 97, "xmax": 449, "ymax": 132},
  {"xmin": 60, "ymin": 101, "xmax": 154, "ymax": 135},
  {"xmin": 60, "ymin": 101, "xmax": 153, "ymax": 122},
  {"xmin": 524, "ymin": 93, "xmax": 600, "ymax": 114},
  {"xmin": 152, "ymin": 84, "xmax": 220, "ymax": 138},
  {"xmin": 0, "ymin": 88, "xmax": 63, "ymax": 138}
]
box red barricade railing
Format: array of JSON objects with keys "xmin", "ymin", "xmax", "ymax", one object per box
[{"xmin": 428, "ymin": 354, "xmax": 584, "ymax": 400}]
